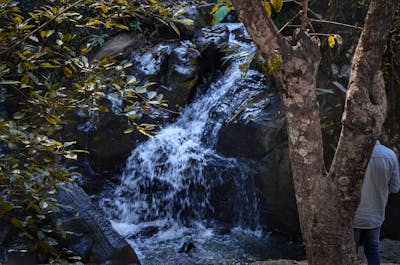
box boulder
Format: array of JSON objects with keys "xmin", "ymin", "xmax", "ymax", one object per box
[
  {"xmin": 129, "ymin": 43, "xmax": 177, "ymax": 82},
  {"xmin": 193, "ymin": 24, "xmax": 229, "ymax": 79},
  {"xmin": 162, "ymin": 41, "xmax": 201, "ymax": 108},
  {"xmin": 92, "ymin": 33, "xmax": 147, "ymax": 61},
  {"xmin": 216, "ymin": 93, "xmax": 300, "ymax": 233},
  {"xmin": 174, "ymin": 4, "xmax": 214, "ymax": 39},
  {"xmin": 61, "ymin": 101, "xmax": 144, "ymax": 194},
  {"xmin": 193, "ymin": 24, "xmax": 229, "ymax": 54},
  {"xmin": 129, "ymin": 40, "xmax": 205, "ymax": 109},
  {"xmin": 51, "ymin": 182, "xmax": 140, "ymax": 265}
]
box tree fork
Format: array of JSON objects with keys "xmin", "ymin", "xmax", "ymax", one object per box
[{"xmin": 231, "ymin": 0, "xmax": 398, "ymax": 264}]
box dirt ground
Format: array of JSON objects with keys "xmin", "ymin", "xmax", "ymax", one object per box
[{"xmin": 251, "ymin": 239, "xmax": 400, "ymax": 265}]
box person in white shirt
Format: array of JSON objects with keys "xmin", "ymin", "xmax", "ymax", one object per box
[{"xmin": 353, "ymin": 140, "xmax": 400, "ymax": 265}]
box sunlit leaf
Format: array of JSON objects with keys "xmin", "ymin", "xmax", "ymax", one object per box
[
  {"xmin": 63, "ymin": 66, "xmax": 73, "ymax": 77},
  {"xmin": 12, "ymin": 16, "xmax": 22, "ymax": 25},
  {"xmin": 124, "ymin": 128, "xmax": 134, "ymax": 134},
  {"xmin": 175, "ymin": 19, "xmax": 194, "ymax": 25},
  {"xmin": 40, "ymin": 63, "xmax": 58, "ymax": 69},
  {"xmin": 39, "ymin": 201, "xmax": 48, "ymax": 209},
  {"xmin": 147, "ymin": 91, "xmax": 157, "ymax": 99},
  {"xmin": 328, "ymin": 35, "xmax": 336, "ymax": 48},
  {"xmin": 115, "ymin": 24, "xmax": 129, "ymax": 30},
  {"xmin": 45, "ymin": 114, "xmax": 60, "ymax": 125},
  {"xmin": 270, "ymin": 0, "xmax": 283, "ymax": 12},
  {"xmin": 263, "ymin": 2, "xmax": 272, "ymax": 17},
  {"xmin": 63, "ymin": 152, "xmax": 77, "ymax": 160},
  {"xmin": 98, "ymin": 105, "xmax": 109, "ymax": 112},
  {"xmin": 126, "ymin": 75, "xmax": 137, "ymax": 85},
  {"xmin": 63, "ymin": 141, "xmax": 76, "ymax": 147},
  {"xmin": 0, "ymin": 80, "xmax": 20, "ymax": 85},
  {"xmin": 169, "ymin": 21, "xmax": 180, "ymax": 36}
]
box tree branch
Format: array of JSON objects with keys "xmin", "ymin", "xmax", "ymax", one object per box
[
  {"xmin": 329, "ymin": 0, "xmax": 398, "ymax": 211},
  {"xmin": 231, "ymin": 0, "xmax": 290, "ymax": 60}
]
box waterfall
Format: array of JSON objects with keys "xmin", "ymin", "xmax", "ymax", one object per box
[{"xmin": 100, "ymin": 23, "xmax": 274, "ymax": 264}]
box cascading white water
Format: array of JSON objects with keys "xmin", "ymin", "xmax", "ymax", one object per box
[{"xmin": 99, "ymin": 23, "xmax": 299, "ymax": 264}]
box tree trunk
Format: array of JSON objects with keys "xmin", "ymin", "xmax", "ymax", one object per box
[{"xmin": 231, "ymin": 0, "xmax": 397, "ymax": 264}]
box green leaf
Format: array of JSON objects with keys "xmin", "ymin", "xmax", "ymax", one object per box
[
  {"xmin": 126, "ymin": 75, "xmax": 137, "ymax": 85},
  {"xmin": 39, "ymin": 201, "xmax": 48, "ymax": 209},
  {"xmin": 147, "ymin": 91, "xmax": 157, "ymax": 99},
  {"xmin": 212, "ymin": 6, "xmax": 228, "ymax": 24},
  {"xmin": 124, "ymin": 128, "xmax": 134, "ymax": 134},
  {"xmin": 169, "ymin": 21, "xmax": 180, "ymax": 36},
  {"xmin": 13, "ymin": 112, "xmax": 25, "ymax": 120},
  {"xmin": 135, "ymin": 86, "xmax": 147, "ymax": 94}
]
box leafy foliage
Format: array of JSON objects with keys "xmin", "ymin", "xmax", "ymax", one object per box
[{"xmin": 0, "ymin": 0, "xmax": 183, "ymax": 262}]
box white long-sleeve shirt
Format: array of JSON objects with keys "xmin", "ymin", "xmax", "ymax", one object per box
[{"xmin": 353, "ymin": 141, "xmax": 400, "ymax": 229}]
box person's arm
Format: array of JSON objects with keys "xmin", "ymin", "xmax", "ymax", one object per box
[{"xmin": 389, "ymin": 152, "xmax": 400, "ymax": 193}]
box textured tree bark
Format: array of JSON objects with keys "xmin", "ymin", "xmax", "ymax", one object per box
[{"xmin": 231, "ymin": 0, "xmax": 397, "ymax": 264}]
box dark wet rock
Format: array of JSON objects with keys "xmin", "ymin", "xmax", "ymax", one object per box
[
  {"xmin": 256, "ymin": 145, "xmax": 300, "ymax": 234},
  {"xmin": 3, "ymin": 249, "xmax": 38, "ymax": 265},
  {"xmin": 130, "ymin": 43, "xmax": 177, "ymax": 82},
  {"xmin": 50, "ymin": 182, "xmax": 140, "ymax": 265},
  {"xmin": 61, "ymin": 101, "xmax": 145, "ymax": 194},
  {"xmin": 216, "ymin": 93, "xmax": 300, "ymax": 233},
  {"xmin": 178, "ymin": 241, "xmax": 196, "ymax": 253},
  {"xmin": 0, "ymin": 219, "xmax": 11, "ymax": 247},
  {"xmin": 174, "ymin": 4, "xmax": 214, "ymax": 39},
  {"xmin": 162, "ymin": 41, "xmax": 201, "ymax": 108},
  {"xmin": 128, "ymin": 40, "xmax": 207, "ymax": 109},
  {"xmin": 193, "ymin": 24, "xmax": 229, "ymax": 53},
  {"xmin": 138, "ymin": 226, "xmax": 160, "ymax": 238},
  {"xmin": 216, "ymin": 94, "xmax": 285, "ymax": 158},
  {"xmin": 193, "ymin": 24, "xmax": 229, "ymax": 80},
  {"xmin": 0, "ymin": 220, "xmax": 11, "ymax": 263},
  {"xmin": 92, "ymin": 33, "xmax": 147, "ymax": 61},
  {"xmin": 231, "ymin": 26, "xmax": 252, "ymax": 43}
]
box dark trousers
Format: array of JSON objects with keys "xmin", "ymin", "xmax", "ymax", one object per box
[{"xmin": 354, "ymin": 227, "xmax": 381, "ymax": 265}]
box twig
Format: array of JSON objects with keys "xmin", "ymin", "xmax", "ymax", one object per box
[
  {"xmin": 309, "ymin": 33, "xmax": 334, "ymax": 37},
  {"xmin": 309, "ymin": 18, "xmax": 363, "ymax": 30},
  {"xmin": 284, "ymin": 0, "xmax": 322, "ymax": 19},
  {"xmin": 279, "ymin": 11, "xmax": 302, "ymax": 33},
  {"xmin": 0, "ymin": 0, "xmax": 84, "ymax": 56}
]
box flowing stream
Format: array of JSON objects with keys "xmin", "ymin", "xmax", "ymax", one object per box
[{"xmin": 100, "ymin": 23, "xmax": 303, "ymax": 265}]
